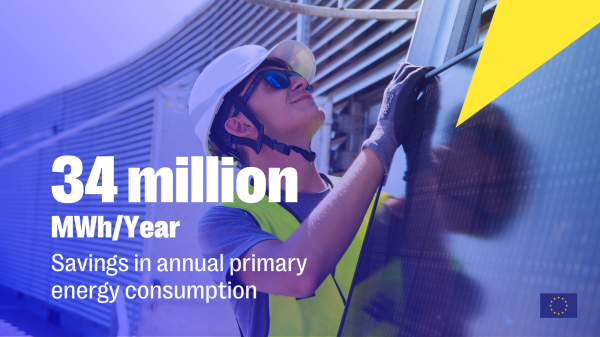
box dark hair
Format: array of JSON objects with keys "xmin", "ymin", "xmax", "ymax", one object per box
[{"xmin": 208, "ymin": 58, "xmax": 290, "ymax": 167}]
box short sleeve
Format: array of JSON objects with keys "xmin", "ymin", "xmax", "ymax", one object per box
[{"xmin": 197, "ymin": 206, "xmax": 279, "ymax": 284}]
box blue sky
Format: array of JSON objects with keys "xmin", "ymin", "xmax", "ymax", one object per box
[{"xmin": 0, "ymin": 0, "xmax": 207, "ymax": 114}]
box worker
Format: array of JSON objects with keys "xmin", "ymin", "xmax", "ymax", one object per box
[{"xmin": 189, "ymin": 40, "xmax": 432, "ymax": 336}]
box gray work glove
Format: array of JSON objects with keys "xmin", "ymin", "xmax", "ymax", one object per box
[{"xmin": 362, "ymin": 62, "xmax": 434, "ymax": 173}]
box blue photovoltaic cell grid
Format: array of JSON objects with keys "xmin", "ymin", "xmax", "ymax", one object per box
[{"xmin": 341, "ymin": 24, "xmax": 600, "ymax": 336}]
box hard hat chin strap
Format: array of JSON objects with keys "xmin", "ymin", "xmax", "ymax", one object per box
[{"xmin": 223, "ymin": 96, "xmax": 317, "ymax": 163}]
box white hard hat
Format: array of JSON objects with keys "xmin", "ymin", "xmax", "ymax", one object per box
[{"xmin": 189, "ymin": 40, "xmax": 316, "ymax": 160}]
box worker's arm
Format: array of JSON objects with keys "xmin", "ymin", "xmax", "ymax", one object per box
[
  {"xmin": 236, "ymin": 64, "xmax": 434, "ymax": 297},
  {"xmin": 237, "ymin": 147, "xmax": 384, "ymax": 297}
]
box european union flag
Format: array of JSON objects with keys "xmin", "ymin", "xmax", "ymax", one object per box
[{"xmin": 540, "ymin": 293, "xmax": 577, "ymax": 318}]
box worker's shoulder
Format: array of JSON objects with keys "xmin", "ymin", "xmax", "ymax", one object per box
[
  {"xmin": 197, "ymin": 205, "xmax": 277, "ymax": 262},
  {"xmin": 198, "ymin": 205, "xmax": 258, "ymax": 229}
]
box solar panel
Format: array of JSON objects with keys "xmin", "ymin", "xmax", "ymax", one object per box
[{"xmin": 340, "ymin": 24, "xmax": 600, "ymax": 336}]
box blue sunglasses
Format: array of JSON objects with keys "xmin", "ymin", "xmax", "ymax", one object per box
[{"xmin": 241, "ymin": 69, "xmax": 312, "ymax": 104}]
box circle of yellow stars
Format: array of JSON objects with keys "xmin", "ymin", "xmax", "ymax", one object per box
[{"xmin": 549, "ymin": 297, "xmax": 568, "ymax": 315}]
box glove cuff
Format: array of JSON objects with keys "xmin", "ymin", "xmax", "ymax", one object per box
[{"xmin": 362, "ymin": 120, "xmax": 399, "ymax": 174}]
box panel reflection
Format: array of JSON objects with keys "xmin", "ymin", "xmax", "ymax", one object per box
[{"xmin": 341, "ymin": 25, "xmax": 600, "ymax": 336}]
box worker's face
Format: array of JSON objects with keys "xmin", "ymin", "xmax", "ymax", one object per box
[{"xmin": 241, "ymin": 66, "xmax": 325, "ymax": 143}]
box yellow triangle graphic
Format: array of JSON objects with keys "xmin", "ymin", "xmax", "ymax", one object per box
[{"xmin": 457, "ymin": 1, "xmax": 600, "ymax": 126}]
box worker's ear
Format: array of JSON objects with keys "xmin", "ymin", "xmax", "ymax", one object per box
[{"xmin": 224, "ymin": 114, "xmax": 256, "ymax": 139}]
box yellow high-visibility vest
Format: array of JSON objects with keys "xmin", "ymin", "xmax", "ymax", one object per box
[{"xmin": 219, "ymin": 175, "xmax": 389, "ymax": 336}]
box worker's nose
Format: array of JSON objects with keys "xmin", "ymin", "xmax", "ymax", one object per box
[{"xmin": 290, "ymin": 76, "xmax": 308, "ymax": 91}]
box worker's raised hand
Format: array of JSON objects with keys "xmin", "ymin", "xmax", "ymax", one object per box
[
  {"xmin": 402, "ymin": 74, "xmax": 440, "ymax": 183},
  {"xmin": 362, "ymin": 62, "xmax": 434, "ymax": 173}
]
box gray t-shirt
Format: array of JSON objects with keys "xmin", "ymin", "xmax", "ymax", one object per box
[{"xmin": 197, "ymin": 177, "xmax": 332, "ymax": 337}]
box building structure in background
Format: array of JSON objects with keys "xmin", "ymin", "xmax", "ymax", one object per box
[{"xmin": 0, "ymin": 0, "xmax": 497, "ymax": 335}]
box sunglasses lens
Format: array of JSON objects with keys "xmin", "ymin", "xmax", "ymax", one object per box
[{"xmin": 264, "ymin": 70, "xmax": 290, "ymax": 88}]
